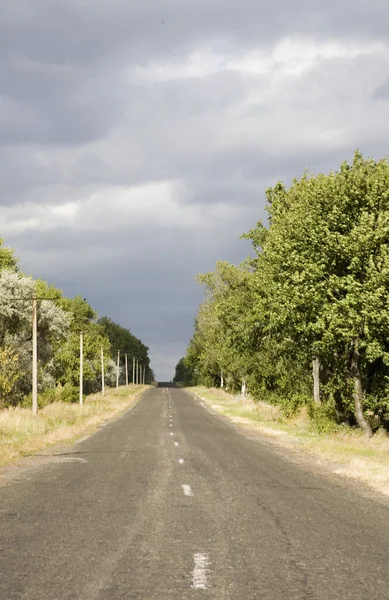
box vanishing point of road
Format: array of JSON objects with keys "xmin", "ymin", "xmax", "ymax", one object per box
[{"xmin": 0, "ymin": 385, "xmax": 388, "ymax": 599}]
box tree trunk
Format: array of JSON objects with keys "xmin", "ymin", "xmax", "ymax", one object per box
[
  {"xmin": 220, "ymin": 370, "xmax": 224, "ymax": 389},
  {"xmin": 241, "ymin": 378, "xmax": 246, "ymax": 397},
  {"xmin": 312, "ymin": 358, "xmax": 321, "ymax": 405},
  {"xmin": 350, "ymin": 338, "xmax": 373, "ymax": 437}
]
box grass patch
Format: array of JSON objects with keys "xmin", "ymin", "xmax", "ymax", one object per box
[
  {"xmin": 188, "ymin": 386, "xmax": 389, "ymax": 497},
  {"xmin": 0, "ymin": 385, "xmax": 148, "ymax": 468}
]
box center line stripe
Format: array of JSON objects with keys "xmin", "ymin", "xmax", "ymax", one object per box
[
  {"xmin": 179, "ymin": 458, "xmax": 184, "ymax": 464},
  {"xmin": 174, "ymin": 442, "xmax": 179, "ymax": 446},
  {"xmin": 182, "ymin": 484, "xmax": 194, "ymax": 496},
  {"xmin": 191, "ymin": 553, "xmax": 210, "ymax": 590}
]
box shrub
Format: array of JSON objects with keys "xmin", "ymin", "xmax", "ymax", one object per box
[
  {"xmin": 61, "ymin": 384, "xmax": 80, "ymax": 404},
  {"xmin": 307, "ymin": 401, "xmax": 342, "ymax": 434}
]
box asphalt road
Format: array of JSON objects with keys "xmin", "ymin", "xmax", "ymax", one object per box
[{"xmin": 1, "ymin": 385, "xmax": 388, "ymax": 599}]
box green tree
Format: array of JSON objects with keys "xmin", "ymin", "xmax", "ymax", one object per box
[
  {"xmin": 98, "ymin": 317, "xmax": 150, "ymax": 370},
  {"xmin": 245, "ymin": 151, "xmax": 389, "ymax": 434},
  {"xmin": 0, "ymin": 239, "xmax": 18, "ymax": 272},
  {"xmin": 173, "ymin": 358, "xmax": 194, "ymax": 385},
  {"xmin": 187, "ymin": 151, "xmax": 389, "ymax": 435},
  {"xmin": 0, "ymin": 347, "xmax": 21, "ymax": 408}
]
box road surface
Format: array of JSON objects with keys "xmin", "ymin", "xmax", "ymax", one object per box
[{"xmin": 0, "ymin": 385, "xmax": 388, "ymax": 599}]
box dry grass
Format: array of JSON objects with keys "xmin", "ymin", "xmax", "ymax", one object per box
[
  {"xmin": 188, "ymin": 386, "xmax": 389, "ymax": 497},
  {"xmin": 0, "ymin": 385, "xmax": 148, "ymax": 468}
]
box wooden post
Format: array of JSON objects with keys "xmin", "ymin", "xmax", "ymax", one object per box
[
  {"xmin": 116, "ymin": 350, "xmax": 120, "ymax": 389},
  {"xmin": 125, "ymin": 354, "xmax": 128, "ymax": 386},
  {"xmin": 32, "ymin": 298, "xmax": 38, "ymax": 415},
  {"xmin": 101, "ymin": 346, "xmax": 105, "ymax": 396},
  {"xmin": 79, "ymin": 331, "xmax": 83, "ymax": 406}
]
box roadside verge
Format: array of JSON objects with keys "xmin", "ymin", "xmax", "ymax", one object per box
[
  {"xmin": 187, "ymin": 386, "xmax": 389, "ymax": 498},
  {"xmin": 0, "ymin": 385, "xmax": 149, "ymax": 469}
]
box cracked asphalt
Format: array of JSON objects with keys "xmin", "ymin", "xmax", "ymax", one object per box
[{"xmin": 0, "ymin": 385, "xmax": 388, "ymax": 599}]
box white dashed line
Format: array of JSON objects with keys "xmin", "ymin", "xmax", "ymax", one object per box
[
  {"xmin": 179, "ymin": 458, "xmax": 184, "ymax": 464},
  {"xmin": 174, "ymin": 442, "xmax": 179, "ymax": 446},
  {"xmin": 170, "ymin": 433, "xmax": 174, "ymax": 436},
  {"xmin": 170, "ymin": 424, "xmax": 173, "ymax": 427},
  {"xmin": 191, "ymin": 553, "xmax": 210, "ymax": 589},
  {"xmin": 182, "ymin": 484, "xmax": 194, "ymax": 497}
]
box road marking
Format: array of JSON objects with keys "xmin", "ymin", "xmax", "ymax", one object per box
[
  {"xmin": 170, "ymin": 433, "xmax": 174, "ymax": 436},
  {"xmin": 179, "ymin": 458, "xmax": 184, "ymax": 464},
  {"xmin": 191, "ymin": 553, "xmax": 210, "ymax": 589},
  {"xmin": 170, "ymin": 424, "xmax": 173, "ymax": 427},
  {"xmin": 182, "ymin": 484, "xmax": 193, "ymax": 496},
  {"xmin": 174, "ymin": 442, "xmax": 179, "ymax": 446}
]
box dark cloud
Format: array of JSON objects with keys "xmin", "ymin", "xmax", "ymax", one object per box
[{"xmin": 2, "ymin": 0, "xmax": 389, "ymax": 378}]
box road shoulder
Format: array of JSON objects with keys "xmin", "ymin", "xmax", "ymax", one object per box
[
  {"xmin": 187, "ymin": 386, "xmax": 389, "ymax": 503},
  {"xmin": 0, "ymin": 385, "xmax": 149, "ymax": 484}
]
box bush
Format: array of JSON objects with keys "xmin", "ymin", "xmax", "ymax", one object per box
[
  {"xmin": 38, "ymin": 388, "xmax": 58, "ymax": 408},
  {"xmin": 307, "ymin": 401, "xmax": 342, "ymax": 434},
  {"xmin": 278, "ymin": 393, "xmax": 310, "ymax": 418},
  {"xmin": 61, "ymin": 384, "xmax": 80, "ymax": 404}
]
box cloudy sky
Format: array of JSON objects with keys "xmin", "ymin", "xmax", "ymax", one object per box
[{"xmin": 1, "ymin": 1, "xmax": 389, "ymax": 379}]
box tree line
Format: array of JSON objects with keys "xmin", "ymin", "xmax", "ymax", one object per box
[
  {"xmin": 176, "ymin": 152, "xmax": 389, "ymax": 436},
  {"xmin": 0, "ymin": 239, "xmax": 153, "ymax": 408}
]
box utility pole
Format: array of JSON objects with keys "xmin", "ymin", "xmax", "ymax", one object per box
[
  {"xmin": 32, "ymin": 297, "xmax": 38, "ymax": 415},
  {"xmin": 125, "ymin": 354, "xmax": 128, "ymax": 386},
  {"xmin": 101, "ymin": 346, "xmax": 105, "ymax": 396},
  {"xmin": 79, "ymin": 331, "xmax": 83, "ymax": 406},
  {"xmin": 132, "ymin": 357, "xmax": 135, "ymax": 385},
  {"xmin": 116, "ymin": 350, "xmax": 120, "ymax": 389}
]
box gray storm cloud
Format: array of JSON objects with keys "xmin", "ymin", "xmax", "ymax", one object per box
[{"xmin": 1, "ymin": 0, "xmax": 389, "ymax": 378}]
